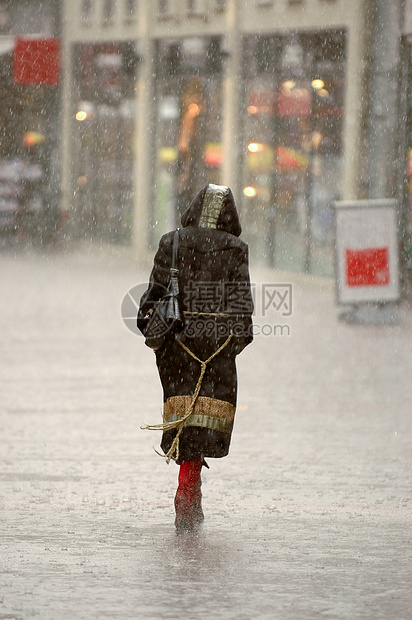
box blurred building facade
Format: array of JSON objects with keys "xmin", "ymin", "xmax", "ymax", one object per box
[
  {"xmin": 0, "ymin": 0, "xmax": 61, "ymax": 241},
  {"xmin": 61, "ymin": 0, "xmax": 409, "ymax": 275}
]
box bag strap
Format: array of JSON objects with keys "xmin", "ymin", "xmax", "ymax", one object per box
[{"xmin": 171, "ymin": 228, "xmax": 180, "ymax": 275}]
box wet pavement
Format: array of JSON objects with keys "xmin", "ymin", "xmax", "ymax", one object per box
[{"xmin": 1, "ymin": 244, "xmax": 411, "ymax": 619}]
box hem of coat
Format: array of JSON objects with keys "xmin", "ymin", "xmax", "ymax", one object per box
[{"xmin": 160, "ymin": 427, "xmax": 231, "ymax": 463}]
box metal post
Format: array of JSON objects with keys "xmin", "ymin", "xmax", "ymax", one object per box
[
  {"xmin": 368, "ymin": 0, "xmax": 405, "ymax": 199},
  {"xmin": 222, "ymin": 0, "xmax": 241, "ymax": 197},
  {"xmin": 341, "ymin": 4, "xmax": 369, "ymax": 200},
  {"xmin": 132, "ymin": 4, "xmax": 154, "ymax": 260},
  {"xmin": 397, "ymin": 33, "xmax": 411, "ymax": 293},
  {"xmin": 60, "ymin": 0, "xmax": 74, "ymax": 235},
  {"xmin": 304, "ymin": 142, "xmax": 314, "ymax": 274}
]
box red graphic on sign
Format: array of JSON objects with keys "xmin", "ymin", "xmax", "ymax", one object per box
[
  {"xmin": 346, "ymin": 248, "xmax": 390, "ymax": 287},
  {"xmin": 14, "ymin": 38, "xmax": 60, "ymax": 85}
]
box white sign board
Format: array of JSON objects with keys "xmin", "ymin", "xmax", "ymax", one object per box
[{"xmin": 334, "ymin": 200, "xmax": 400, "ymax": 305}]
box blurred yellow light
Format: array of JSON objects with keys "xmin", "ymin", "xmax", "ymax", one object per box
[
  {"xmin": 312, "ymin": 79, "xmax": 324, "ymax": 90},
  {"xmin": 247, "ymin": 142, "xmax": 264, "ymax": 153},
  {"xmin": 312, "ymin": 131, "xmax": 323, "ymax": 148},
  {"xmin": 76, "ymin": 110, "xmax": 88, "ymax": 121},
  {"xmin": 318, "ymin": 88, "xmax": 329, "ymax": 98},
  {"xmin": 159, "ymin": 146, "xmax": 178, "ymax": 164},
  {"xmin": 247, "ymin": 105, "xmax": 258, "ymax": 114},
  {"xmin": 243, "ymin": 186, "xmax": 257, "ymax": 198},
  {"xmin": 282, "ymin": 80, "xmax": 295, "ymax": 90}
]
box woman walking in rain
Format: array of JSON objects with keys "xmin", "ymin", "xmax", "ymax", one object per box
[{"xmin": 138, "ymin": 184, "xmax": 253, "ymax": 531}]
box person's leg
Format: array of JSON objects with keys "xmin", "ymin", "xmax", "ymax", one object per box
[{"xmin": 174, "ymin": 458, "xmax": 204, "ymax": 531}]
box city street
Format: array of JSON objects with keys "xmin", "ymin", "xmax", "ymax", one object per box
[{"xmin": 1, "ymin": 243, "xmax": 411, "ymax": 620}]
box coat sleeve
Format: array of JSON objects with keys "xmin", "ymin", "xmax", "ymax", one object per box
[
  {"xmin": 138, "ymin": 234, "xmax": 172, "ymax": 319},
  {"xmin": 229, "ymin": 244, "xmax": 254, "ymax": 355}
]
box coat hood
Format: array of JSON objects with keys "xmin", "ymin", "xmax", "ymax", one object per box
[{"xmin": 181, "ymin": 184, "xmax": 242, "ymax": 237}]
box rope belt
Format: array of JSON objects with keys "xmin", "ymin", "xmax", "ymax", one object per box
[{"xmin": 141, "ymin": 332, "xmax": 233, "ymax": 464}]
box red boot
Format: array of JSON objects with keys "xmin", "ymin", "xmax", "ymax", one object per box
[{"xmin": 175, "ymin": 459, "xmax": 205, "ymax": 531}]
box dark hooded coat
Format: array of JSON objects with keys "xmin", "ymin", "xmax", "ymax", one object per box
[{"xmin": 139, "ymin": 185, "xmax": 253, "ymax": 463}]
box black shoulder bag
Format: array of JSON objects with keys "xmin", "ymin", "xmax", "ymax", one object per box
[{"xmin": 137, "ymin": 229, "xmax": 184, "ymax": 350}]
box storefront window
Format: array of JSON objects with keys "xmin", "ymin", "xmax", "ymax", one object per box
[
  {"xmin": 152, "ymin": 36, "xmax": 224, "ymax": 245},
  {"xmin": 103, "ymin": 0, "xmax": 115, "ymax": 24},
  {"xmin": 73, "ymin": 42, "xmax": 137, "ymax": 243},
  {"xmin": 126, "ymin": 0, "xmax": 137, "ymax": 20},
  {"xmin": 241, "ymin": 31, "xmax": 346, "ymax": 275},
  {"xmin": 158, "ymin": 0, "xmax": 170, "ymax": 15},
  {"xmin": 81, "ymin": 0, "xmax": 93, "ymax": 26},
  {"xmin": 0, "ymin": 43, "xmax": 60, "ymax": 241}
]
